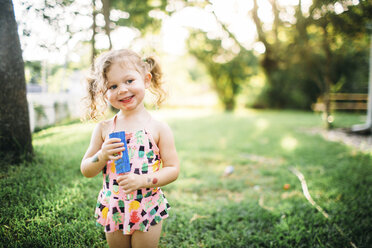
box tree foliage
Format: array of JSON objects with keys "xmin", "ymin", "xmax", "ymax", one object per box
[
  {"xmin": 16, "ymin": 0, "xmax": 80, "ymax": 55},
  {"xmin": 94, "ymin": 0, "xmax": 168, "ymax": 60},
  {"xmin": 16, "ymin": 0, "xmax": 170, "ymax": 64},
  {"xmin": 183, "ymin": 1, "xmax": 370, "ymax": 113},
  {"xmin": 187, "ymin": 31, "xmax": 258, "ymax": 111},
  {"xmin": 110, "ymin": 0, "xmax": 167, "ymax": 31},
  {"xmin": 250, "ymin": 0, "xmax": 371, "ymax": 116}
]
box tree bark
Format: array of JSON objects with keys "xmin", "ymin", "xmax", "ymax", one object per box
[
  {"xmin": 270, "ymin": 0, "xmax": 280, "ymax": 45},
  {"xmin": 352, "ymin": 31, "xmax": 372, "ymax": 133},
  {"xmin": 102, "ymin": 0, "xmax": 112, "ymax": 49},
  {"xmin": 321, "ymin": 22, "xmax": 333, "ymax": 129},
  {"xmin": 366, "ymin": 32, "xmax": 372, "ymax": 131},
  {"xmin": 0, "ymin": 0, "xmax": 33, "ymax": 162},
  {"xmin": 91, "ymin": 0, "xmax": 97, "ymax": 65},
  {"xmin": 252, "ymin": 0, "xmax": 279, "ymax": 79}
]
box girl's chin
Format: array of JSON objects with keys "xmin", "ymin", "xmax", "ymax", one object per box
[{"xmin": 116, "ymin": 102, "xmax": 140, "ymax": 111}]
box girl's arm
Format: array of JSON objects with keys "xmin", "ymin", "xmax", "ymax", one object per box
[
  {"xmin": 117, "ymin": 122, "xmax": 179, "ymax": 193},
  {"xmin": 144, "ymin": 122, "xmax": 180, "ymax": 187},
  {"xmin": 81, "ymin": 122, "xmax": 125, "ymax": 178}
]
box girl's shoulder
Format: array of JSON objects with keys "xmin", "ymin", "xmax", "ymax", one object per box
[
  {"xmin": 95, "ymin": 117, "xmax": 115, "ymax": 140},
  {"xmin": 147, "ymin": 117, "xmax": 173, "ymax": 144}
]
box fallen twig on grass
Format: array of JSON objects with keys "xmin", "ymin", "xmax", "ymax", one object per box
[
  {"xmin": 189, "ymin": 214, "xmax": 209, "ymax": 223},
  {"xmin": 289, "ymin": 167, "xmax": 357, "ymax": 248},
  {"xmin": 258, "ymin": 195, "xmax": 274, "ymax": 212}
]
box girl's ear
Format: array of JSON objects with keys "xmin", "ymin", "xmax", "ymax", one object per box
[{"xmin": 144, "ymin": 73, "xmax": 152, "ymax": 89}]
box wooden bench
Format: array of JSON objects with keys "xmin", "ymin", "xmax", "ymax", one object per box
[{"xmin": 312, "ymin": 93, "xmax": 368, "ymax": 112}]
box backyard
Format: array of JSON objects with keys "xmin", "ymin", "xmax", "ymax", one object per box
[{"xmin": 0, "ymin": 109, "xmax": 371, "ymax": 247}]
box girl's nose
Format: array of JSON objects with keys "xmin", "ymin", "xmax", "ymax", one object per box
[{"xmin": 118, "ymin": 84, "xmax": 128, "ymax": 94}]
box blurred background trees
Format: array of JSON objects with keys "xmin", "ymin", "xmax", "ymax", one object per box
[
  {"xmin": 2, "ymin": 0, "xmax": 370, "ymax": 162},
  {"xmin": 187, "ymin": 31, "xmax": 258, "ymax": 111},
  {"xmin": 250, "ymin": 0, "xmax": 371, "ymax": 110},
  {"xmin": 92, "ymin": 0, "xmax": 168, "ymax": 62},
  {"xmin": 12, "ymin": 0, "xmax": 372, "ymax": 111}
]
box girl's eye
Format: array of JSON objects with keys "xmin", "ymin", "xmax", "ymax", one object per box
[
  {"xmin": 127, "ymin": 79, "xmax": 134, "ymax": 84},
  {"xmin": 109, "ymin": 85, "xmax": 117, "ymax": 90}
]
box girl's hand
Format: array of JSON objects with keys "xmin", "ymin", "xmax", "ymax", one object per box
[
  {"xmin": 117, "ymin": 173, "xmax": 144, "ymax": 194},
  {"xmin": 100, "ymin": 138, "xmax": 125, "ymax": 162}
]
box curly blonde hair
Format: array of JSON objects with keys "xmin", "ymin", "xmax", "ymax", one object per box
[{"xmin": 83, "ymin": 49, "xmax": 166, "ymax": 120}]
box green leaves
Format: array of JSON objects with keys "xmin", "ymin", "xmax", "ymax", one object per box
[{"xmin": 187, "ymin": 31, "xmax": 258, "ymax": 111}]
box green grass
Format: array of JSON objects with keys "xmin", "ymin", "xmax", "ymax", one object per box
[{"xmin": 1, "ymin": 109, "xmax": 371, "ymax": 247}]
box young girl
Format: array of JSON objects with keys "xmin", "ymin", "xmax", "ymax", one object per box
[{"xmin": 81, "ymin": 49, "xmax": 180, "ymax": 248}]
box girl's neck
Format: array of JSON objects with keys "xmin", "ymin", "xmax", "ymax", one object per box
[
  {"xmin": 114, "ymin": 107, "xmax": 152, "ymax": 132},
  {"xmin": 117, "ymin": 105, "xmax": 149, "ymax": 121}
]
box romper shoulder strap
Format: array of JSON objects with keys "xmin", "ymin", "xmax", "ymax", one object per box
[{"xmin": 111, "ymin": 115, "xmax": 118, "ymax": 133}]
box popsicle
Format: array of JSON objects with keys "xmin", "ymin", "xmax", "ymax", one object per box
[{"xmin": 109, "ymin": 131, "xmax": 131, "ymax": 174}]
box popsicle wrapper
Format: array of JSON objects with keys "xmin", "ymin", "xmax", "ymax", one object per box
[{"xmin": 109, "ymin": 131, "xmax": 131, "ymax": 174}]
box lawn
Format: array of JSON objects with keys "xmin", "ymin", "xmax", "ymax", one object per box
[{"xmin": 1, "ymin": 109, "xmax": 371, "ymax": 248}]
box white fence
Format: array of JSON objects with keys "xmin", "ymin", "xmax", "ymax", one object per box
[{"xmin": 27, "ymin": 92, "xmax": 83, "ymax": 132}]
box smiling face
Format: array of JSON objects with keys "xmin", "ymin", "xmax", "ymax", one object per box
[{"xmin": 105, "ymin": 62, "xmax": 151, "ymax": 113}]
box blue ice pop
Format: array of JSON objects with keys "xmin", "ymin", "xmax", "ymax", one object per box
[{"xmin": 109, "ymin": 131, "xmax": 131, "ymax": 174}]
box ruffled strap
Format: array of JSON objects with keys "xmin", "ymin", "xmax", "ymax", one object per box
[{"xmin": 111, "ymin": 114, "xmax": 118, "ymax": 133}]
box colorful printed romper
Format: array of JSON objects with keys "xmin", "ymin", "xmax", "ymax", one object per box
[{"xmin": 95, "ymin": 116, "xmax": 170, "ymax": 234}]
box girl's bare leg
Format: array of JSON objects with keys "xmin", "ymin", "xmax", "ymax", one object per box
[
  {"xmin": 131, "ymin": 221, "xmax": 162, "ymax": 248},
  {"xmin": 106, "ymin": 230, "xmax": 131, "ymax": 248}
]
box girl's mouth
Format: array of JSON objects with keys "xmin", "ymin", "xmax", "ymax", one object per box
[{"xmin": 119, "ymin": 96, "xmax": 134, "ymax": 103}]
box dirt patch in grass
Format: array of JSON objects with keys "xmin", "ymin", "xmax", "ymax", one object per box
[{"xmin": 304, "ymin": 128, "xmax": 372, "ymax": 152}]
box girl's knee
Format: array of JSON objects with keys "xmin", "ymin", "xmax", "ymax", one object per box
[
  {"xmin": 106, "ymin": 230, "xmax": 131, "ymax": 248},
  {"xmin": 131, "ymin": 222, "xmax": 162, "ymax": 248}
]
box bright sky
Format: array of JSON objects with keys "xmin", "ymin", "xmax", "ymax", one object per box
[{"xmin": 13, "ymin": 0, "xmax": 357, "ymax": 63}]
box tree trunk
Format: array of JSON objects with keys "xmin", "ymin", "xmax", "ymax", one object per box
[
  {"xmin": 252, "ymin": 0, "xmax": 279, "ymax": 77},
  {"xmin": 366, "ymin": 32, "xmax": 372, "ymax": 131},
  {"xmin": 321, "ymin": 22, "xmax": 333, "ymax": 129},
  {"xmin": 0, "ymin": 0, "xmax": 33, "ymax": 163},
  {"xmin": 352, "ymin": 31, "xmax": 372, "ymax": 133},
  {"xmin": 102, "ymin": 0, "xmax": 112, "ymax": 49},
  {"xmin": 270, "ymin": 0, "xmax": 280, "ymax": 45},
  {"xmin": 91, "ymin": 0, "xmax": 97, "ymax": 65}
]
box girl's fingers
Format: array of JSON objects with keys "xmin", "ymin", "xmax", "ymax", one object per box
[
  {"xmin": 102, "ymin": 143, "xmax": 123, "ymax": 152},
  {"xmin": 112, "ymin": 147, "xmax": 126, "ymax": 153},
  {"xmin": 108, "ymin": 156, "xmax": 119, "ymax": 161},
  {"xmin": 110, "ymin": 148, "xmax": 125, "ymax": 157},
  {"xmin": 102, "ymin": 138, "xmax": 122, "ymax": 147},
  {"xmin": 117, "ymin": 175, "xmax": 137, "ymax": 193},
  {"xmin": 105, "ymin": 147, "xmax": 125, "ymax": 155},
  {"xmin": 104, "ymin": 142, "xmax": 124, "ymax": 149},
  {"xmin": 107, "ymin": 138, "xmax": 121, "ymax": 143},
  {"xmin": 117, "ymin": 176, "xmax": 128, "ymax": 184},
  {"xmin": 121, "ymin": 185, "xmax": 134, "ymax": 194},
  {"xmin": 123, "ymin": 189, "xmax": 133, "ymax": 194}
]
